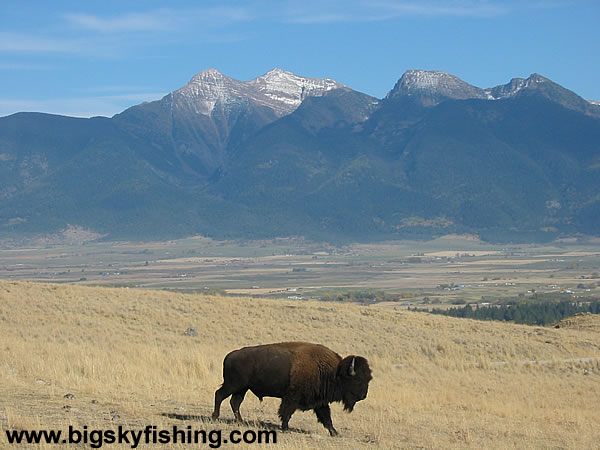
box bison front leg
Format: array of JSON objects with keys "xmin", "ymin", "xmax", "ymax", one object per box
[
  {"xmin": 314, "ymin": 405, "xmax": 338, "ymax": 436},
  {"xmin": 278, "ymin": 398, "xmax": 298, "ymax": 431}
]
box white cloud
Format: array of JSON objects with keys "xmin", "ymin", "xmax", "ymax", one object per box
[
  {"xmin": 63, "ymin": 10, "xmax": 174, "ymax": 33},
  {"xmin": 0, "ymin": 62, "xmax": 54, "ymax": 70},
  {"xmin": 62, "ymin": 7, "xmax": 251, "ymax": 33},
  {"xmin": 276, "ymin": 0, "xmax": 581, "ymax": 24},
  {"xmin": 284, "ymin": 0, "xmax": 510, "ymax": 24},
  {"xmin": 370, "ymin": 1, "xmax": 509, "ymax": 17},
  {"xmin": 0, "ymin": 32, "xmax": 86, "ymax": 53},
  {"xmin": 75, "ymin": 85, "xmax": 157, "ymax": 94},
  {"xmin": 0, "ymin": 1, "xmax": 544, "ymax": 57}
]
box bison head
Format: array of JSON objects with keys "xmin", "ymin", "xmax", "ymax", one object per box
[{"xmin": 337, "ymin": 355, "xmax": 372, "ymax": 412}]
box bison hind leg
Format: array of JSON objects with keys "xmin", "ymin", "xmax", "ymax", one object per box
[
  {"xmin": 212, "ymin": 383, "xmax": 242, "ymax": 420},
  {"xmin": 230, "ymin": 389, "xmax": 247, "ymax": 422}
]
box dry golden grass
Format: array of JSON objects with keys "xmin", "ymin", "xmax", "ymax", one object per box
[{"xmin": 1, "ymin": 280, "xmax": 599, "ymax": 449}]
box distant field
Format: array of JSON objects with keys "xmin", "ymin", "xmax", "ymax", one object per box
[
  {"xmin": 1, "ymin": 281, "xmax": 599, "ymax": 448},
  {"xmin": 1, "ymin": 235, "xmax": 599, "ymax": 306}
]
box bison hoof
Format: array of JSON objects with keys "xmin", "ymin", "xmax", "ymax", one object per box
[
  {"xmin": 211, "ymin": 413, "xmax": 219, "ymax": 420},
  {"xmin": 329, "ymin": 428, "xmax": 339, "ymax": 437}
]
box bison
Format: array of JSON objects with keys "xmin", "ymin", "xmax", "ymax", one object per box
[{"xmin": 211, "ymin": 341, "xmax": 372, "ymax": 436}]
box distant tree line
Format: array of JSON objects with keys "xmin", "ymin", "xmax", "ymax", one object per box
[
  {"xmin": 321, "ymin": 290, "xmax": 387, "ymax": 302},
  {"xmin": 320, "ymin": 290, "xmax": 417, "ymax": 303},
  {"xmin": 418, "ymin": 300, "xmax": 600, "ymax": 326}
]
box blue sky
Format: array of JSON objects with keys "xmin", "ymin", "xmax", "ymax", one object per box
[{"xmin": 1, "ymin": 0, "xmax": 598, "ymax": 117}]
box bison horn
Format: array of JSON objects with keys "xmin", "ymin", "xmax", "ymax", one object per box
[{"xmin": 349, "ymin": 357, "xmax": 356, "ymax": 376}]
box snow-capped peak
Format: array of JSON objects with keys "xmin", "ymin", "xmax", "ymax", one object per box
[
  {"xmin": 388, "ymin": 69, "xmax": 487, "ymax": 104},
  {"xmin": 528, "ymin": 73, "xmax": 549, "ymax": 84},
  {"xmin": 485, "ymin": 73, "xmax": 550, "ymax": 99},
  {"xmin": 260, "ymin": 68, "xmax": 292, "ymax": 79},
  {"xmin": 173, "ymin": 69, "xmax": 242, "ymax": 116},
  {"xmin": 250, "ymin": 68, "xmax": 345, "ymax": 113},
  {"xmin": 189, "ymin": 68, "xmax": 228, "ymax": 82},
  {"xmin": 399, "ymin": 70, "xmax": 463, "ymax": 90},
  {"xmin": 171, "ymin": 68, "xmax": 344, "ymax": 117},
  {"xmin": 388, "ymin": 70, "xmax": 563, "ymax": 106}
]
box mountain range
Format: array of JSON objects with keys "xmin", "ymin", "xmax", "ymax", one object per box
[{"xmin": 1, "ymin": 68, "xmax": 599, "ymax": 242}]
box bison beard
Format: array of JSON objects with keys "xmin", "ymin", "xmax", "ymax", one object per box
[{"xmin": 211, "ymin": 342, "xmax": 372, "ymax": 436}]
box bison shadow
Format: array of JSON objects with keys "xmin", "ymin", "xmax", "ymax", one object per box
[{"xmin": 161, "ymin": 413, "xmax": 310, "ymax": 435}]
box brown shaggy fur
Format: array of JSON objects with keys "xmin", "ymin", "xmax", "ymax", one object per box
[{"xmin": 211, "ymin": 342, "xmax": 372, "ymax": 436}]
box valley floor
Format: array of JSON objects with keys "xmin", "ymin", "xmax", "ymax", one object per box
[{"xmin": 2, "ymin": 236, "xmax": 600, "ymax": 307}]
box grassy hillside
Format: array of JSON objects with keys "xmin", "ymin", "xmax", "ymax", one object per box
[{"xmin": 1, "ymin": 281, "xmax": 599, "ymax": 448}]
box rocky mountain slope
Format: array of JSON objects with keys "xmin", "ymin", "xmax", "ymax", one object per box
[
  {"xmin": 1, "ymin": 69, "xmax": 599, "ymax": 242},
  {"xmin": 111, "ymin": 69, "xmax": 344, "ymax": 181}
]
